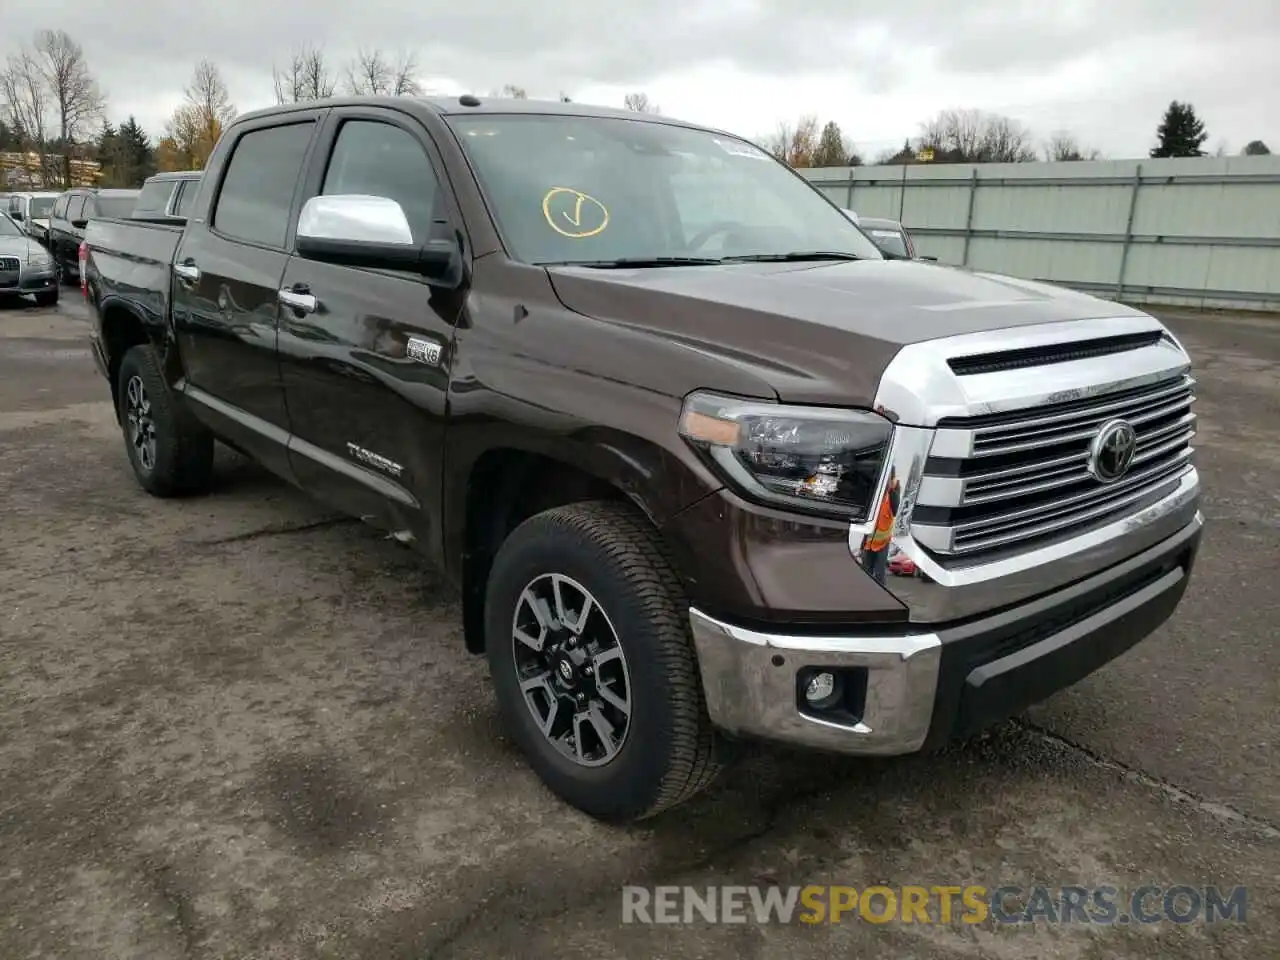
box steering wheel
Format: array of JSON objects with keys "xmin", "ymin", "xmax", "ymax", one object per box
[{"xmin": 686, "ymin": 221, "xmax": 749, "ymax": 252}]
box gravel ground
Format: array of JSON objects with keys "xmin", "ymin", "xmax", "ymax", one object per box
[{"xmin": 1, "ymin": 295, "xmax": 1276, "ymax": 959}]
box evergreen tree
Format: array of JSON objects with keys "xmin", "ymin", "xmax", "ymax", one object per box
[
  {"xmin": 1150, "ymin": 101, "xmax": 1209, "ymax": 158},
  {"xmin": 812, "ymin": 121, "xmax": 849, "ymax": 167},
  {"xmin": 1243, "ymin": 139, "xmax": 1271, "ymax": 156},
  {"xmin": 118, "ymin": 116, "xmax": 156, "ymax": 182}
]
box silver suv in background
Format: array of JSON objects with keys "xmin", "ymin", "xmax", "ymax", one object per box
[{"xmin": 842, "ymin": 209, "xmax": 933, "ymax": 261}]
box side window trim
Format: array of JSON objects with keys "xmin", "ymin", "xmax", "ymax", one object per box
[{"xmin": 206, "ymin": 110, "xmax": 326, "ymax": 253}]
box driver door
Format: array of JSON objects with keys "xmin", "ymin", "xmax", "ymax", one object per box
[{"xmin": 276, "ymin": 107, "xmax": 466, "ymax": 551}]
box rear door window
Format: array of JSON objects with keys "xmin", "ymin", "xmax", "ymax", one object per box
[{"xmin": 213, "ymin": 122, "xmax": 315, "ymax": 248}]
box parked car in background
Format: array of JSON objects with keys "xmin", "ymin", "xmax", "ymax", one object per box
[
  {"xmin": 0, "ymin": 211, "xmax": 58, "ymax": 306},
  {"xmin": 47, "ymin": 187, "xmax": 141, "ymax": 283},
  {"xmin": 841, "ymin": 209, "xmax": 934, "ymax": 261},
  {"xmin": 130, "ymin": 170, "xmax": 202, "ymax": 223},
  {"xmin": 5, "ymin": 192, "xmax": 60, "ymax": 246}
]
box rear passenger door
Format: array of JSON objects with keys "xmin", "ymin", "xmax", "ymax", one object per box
[
  {"xmin": 171, "ymin": 111, "xmax": 324, "ymax": 481},
  {"xmin": 276, "ymin": 107, "xmax": 466, "ymax": 549}
]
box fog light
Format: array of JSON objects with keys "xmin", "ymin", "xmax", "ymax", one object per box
[{"xmin": 804, "ymin": 671, "xmax": 836, "ymax": 704}]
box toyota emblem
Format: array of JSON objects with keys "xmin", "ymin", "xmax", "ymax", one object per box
[{"xmin": 1088, "ymin": 419, "xmax": 1138, "ymax": 483}]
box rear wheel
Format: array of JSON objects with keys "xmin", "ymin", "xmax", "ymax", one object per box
[
  {"xmin": 485, "ymin": 500, "xmax": 725, "ymax": 822},
  {"xmin": 116, "ymin": 344, "xmax": 215, "ymax": 497}
]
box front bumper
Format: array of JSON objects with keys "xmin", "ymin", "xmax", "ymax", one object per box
[
  {"xmin": 0, "ymin": 263, "xmax": 56, "ymax": 296},
  {"xmin": 690, "ymin": 510, "xmax": 1202, "ymax": 755}
]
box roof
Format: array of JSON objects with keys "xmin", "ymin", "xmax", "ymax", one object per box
[
  {"xmin": 858, "ymin": 216, "xmax": 905, "ymax": 231},
  {"xmin": 234, "ymin": 94, "xmax": 736, "ymax": 139}
]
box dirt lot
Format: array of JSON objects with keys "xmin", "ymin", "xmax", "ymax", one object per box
[{"xmin": 1, "ymin": 295, "xmax": 1276, "ymax": 959}]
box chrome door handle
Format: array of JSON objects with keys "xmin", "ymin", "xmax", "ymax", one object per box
[
  {"xmin": 278, "ymin": 288, "xmax": 318, "ymax": 313},
  {"xmin": 173, "ymin": 262, "xmax": 200, "ymax": 283}
]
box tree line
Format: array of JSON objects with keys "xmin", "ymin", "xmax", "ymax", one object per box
[
  {"xmin": 768, "ymin": 102, "xmax": 1271, "ymax": 169},
  {"xmin": 1, "ymin": 27, "xmax": 1273, "ymax": 192}
]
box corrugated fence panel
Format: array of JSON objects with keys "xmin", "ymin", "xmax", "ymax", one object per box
[{"xmin": 800, "ymin": 156, "xmax": 1280, "ymax": 311}]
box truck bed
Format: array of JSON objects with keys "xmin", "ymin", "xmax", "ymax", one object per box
[{"xmin": 83, "ymin": 217, "xmax": 183, "ymax": 326}]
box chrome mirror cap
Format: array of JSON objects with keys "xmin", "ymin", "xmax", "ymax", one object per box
[{"xmin": 296, "ymin": 194, "xmax": 414, "ymax": 245}]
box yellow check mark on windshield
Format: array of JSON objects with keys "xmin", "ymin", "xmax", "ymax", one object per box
[{"xmin": 561, "ymin": 193, "xmax": 586, "ymax": 227}]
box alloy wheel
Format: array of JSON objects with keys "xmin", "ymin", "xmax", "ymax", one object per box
[
  {"xmin": 510, "ymin": 573, "xmax": 632, "ymax": 767},
  {"xmin": 125, "ymin": 374, "xmax": 157, "ymax": 473}
]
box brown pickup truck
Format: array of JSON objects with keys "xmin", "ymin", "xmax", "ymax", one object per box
[{"xmin": 84, "ymin": 96, "xmax": 1203, "ymax": 822}]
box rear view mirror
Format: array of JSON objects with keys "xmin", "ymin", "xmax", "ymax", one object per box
[{"xmin": 295, "ymin": 194, "xmax": 460, "ymax": 284}]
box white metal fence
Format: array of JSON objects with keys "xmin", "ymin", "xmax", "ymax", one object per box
[{"xmin": 800, "ymin": 156, "xmax": 1280, "ymax": 312}]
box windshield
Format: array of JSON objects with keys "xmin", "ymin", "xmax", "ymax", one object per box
[
  {"xmin": 864, "ymin": 227, "xmax": 910, "ymax": 258},
  {"xmin": 0, "ymin": 214, "xmax": 21, "ymax": 237},
  {"xmin": 30, "ymin": 197, "xmax": 55, "ymax": 218},
  {"xmin": 96, "ymin": 196, "xmax": 138, "ymax": 218},
  {"xmin": 447, "ymin": 114, "xmax": 883, "ymax": 265}
]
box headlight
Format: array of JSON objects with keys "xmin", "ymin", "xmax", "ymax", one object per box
[
  {"xmin": 29, "ymin": 251, "xmax": 51, "ymax": 266},
  {"xmin": 678, "ymin": 390, "xmax": 893, "ymax": 520}
]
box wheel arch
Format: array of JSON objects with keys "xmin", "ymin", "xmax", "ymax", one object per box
[
  {"xmin": 98, "ymin": 297, "xmax": 167, "ymax": 419},
  {"xmin": 451, "ymin": 432, "xmax": 718, "ymax": 655}
]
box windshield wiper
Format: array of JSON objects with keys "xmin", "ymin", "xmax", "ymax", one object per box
[
  {"xmin": 723, "ymin": 251, "xmax": 864, "ymax": 263},
  {"xmin": 541, "ymin": 256, "xmax": 725, "ymax": 268}
]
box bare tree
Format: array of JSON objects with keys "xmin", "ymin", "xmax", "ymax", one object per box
[
  {"xmin": 1043, "ymin": 130, "xmax": 1101, "ymax": 161},
  {"xmin": 1, "ymin": 30, "xmax": 104, "ymax": 187},
  {"xmin": 274, "ymin": 43, "xmax": 337, "ymax": 103},
  {"xmin": 346, "ymin": 48, "xmax": 422, "ymax": 96},
  {"xmin": 33, "ymin": 30, "xmax": 104, "ymax": 186},
  {"xmin": 0, "ymin": 48, "xmax": 54, "ymax": 185},
  {"xmin": 160, "ymin": 60, "xmax": 236, "ymax": 170},
  {"xmin": 767, "ymin": 115, "xmax": 820, "ymax": 167},
  {"xmin": 622, "ymin": 91, "xmax": 658, "ymax": 113},
  {"xmin": 918, "ymin": 108, "xmax": 1036, "ymax": 163},
  {"xmin": 501, "ymin": 84, "xmax": 529, "ymax": 99}
]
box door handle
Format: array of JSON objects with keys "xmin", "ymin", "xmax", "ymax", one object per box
[
  {"xmin": 278, "ymin": 288, "xmax": 318, "ymax": 313},
  {"xmin": 173, "ymin": 262, "xmax": 200, "ymax": 283}
]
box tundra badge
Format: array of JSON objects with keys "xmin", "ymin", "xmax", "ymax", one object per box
[{"xmin": 406, "ymin": 336, "xmax": 443, "ymax": 366}]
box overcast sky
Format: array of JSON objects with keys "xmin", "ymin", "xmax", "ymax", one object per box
[{"xmin": 5, "ymin": 0, "xmax": 1278, "ymax": 160}]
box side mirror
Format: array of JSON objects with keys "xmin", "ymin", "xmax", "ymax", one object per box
[
  {"xmin": 11, "ymin": 211, "xmax": 23, "ymax": 221},
  {"xmin": 295, "ymin": 194, "xmax": 460, "ymax": 283},
  {"xmin": 919, "ymin": 255, "xmax": 938, "ymax": 261},
  {"xmin": 71, "ymin": 219, "xmax": 88, "ymax": 229}
]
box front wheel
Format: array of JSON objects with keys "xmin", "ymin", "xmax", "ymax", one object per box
[
  {"xmin": 485, "ymin": 500, "xmax": 725, "ymax": 822},
  {"xmin": 34, "ymin": 288, "xmax": 58, "ymax": 308}
]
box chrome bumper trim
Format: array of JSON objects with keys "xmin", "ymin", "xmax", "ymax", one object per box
[{"xmin": 688, "ymin": 608, "xmax": 942, "ymax": 755}]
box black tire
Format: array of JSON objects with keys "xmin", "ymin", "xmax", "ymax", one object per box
[
  {"xmin": 34, "ymin": 289, "xmax": 58, "ymax": 308},
  {"xmin": 116, "ymin": 344, "xmax": 215, "ymax": 497},
  {"xmin": 485, "ymin": 500, "xmax": 725, "ymax": 822}
]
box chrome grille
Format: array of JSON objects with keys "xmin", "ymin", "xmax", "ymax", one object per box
[
  {"xmin": 0, "ymin": 256, "xmax": 19, "ymax": 271},
  {"xmin": 913, "ymin": 373, "xmax": 1196, "ymax": 557}
]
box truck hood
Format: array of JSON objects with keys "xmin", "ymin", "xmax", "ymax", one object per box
[{"xmin": 546, "ymin": 258, "xmax": 1148, "ymax": 406}]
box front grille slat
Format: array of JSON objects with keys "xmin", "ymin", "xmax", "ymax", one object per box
[
  {"xmin": 971, "ymin": 388, "xmax": 1194, "ymax": 457},
  {"xmin": 0, "ymin": 256, "xmax": 20, "ymax": 271},
  {"xmin": 916, "ymin": 370, "xmax": 1197, "ymax": 558}
]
